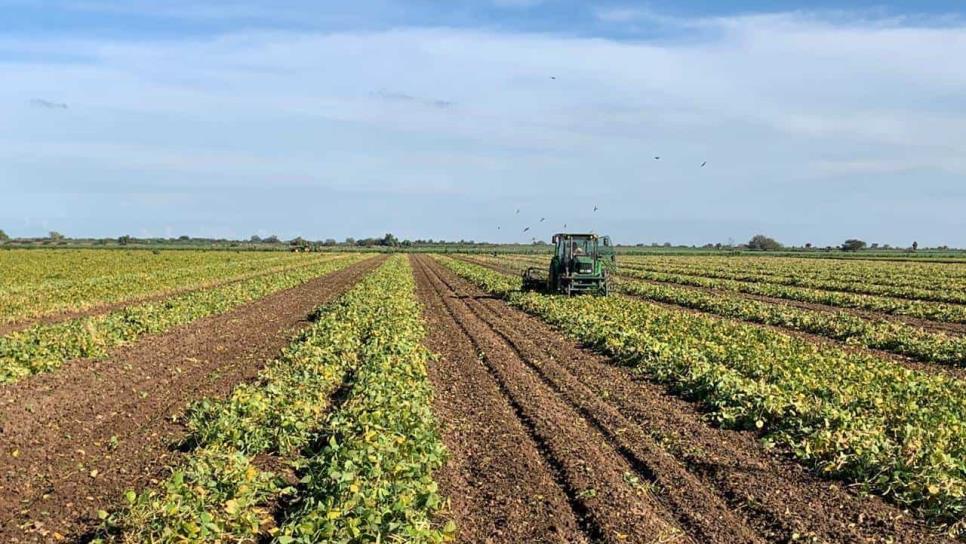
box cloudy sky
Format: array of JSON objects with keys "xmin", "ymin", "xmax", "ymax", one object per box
[{"xmin": 2, "ymin": 1, "xmax": 965, "ymax": 246}]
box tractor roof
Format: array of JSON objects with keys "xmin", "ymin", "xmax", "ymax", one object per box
[{"xmin": 554, "ymin": 233, "xmax": 597, "ymax": 238}]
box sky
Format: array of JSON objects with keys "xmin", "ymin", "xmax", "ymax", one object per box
[{"xmin": 2, "ymin": 1, "xmax": 965, "ymax": 246}]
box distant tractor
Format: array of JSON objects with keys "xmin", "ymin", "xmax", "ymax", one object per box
[{"xmin": 522, "ymin": 233, "xmax": 615, "ymax": 296}]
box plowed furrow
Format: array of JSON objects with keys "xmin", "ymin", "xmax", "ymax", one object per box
[
  {"xmin": 413, "ymin": 258, "xmax": 590, "ymax": 544},
  {"xmin": 423, "ymin": 255, "xmax": 951, "ymax": 544},
  {"xmin": 414, "ymin": 256, "xmax": 692, "ymax": 544},
  {"xmin": 0, "ymin": 256, "xmax": 384, "ymax": 542}
]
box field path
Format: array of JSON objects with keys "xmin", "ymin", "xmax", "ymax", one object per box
[
  {"xmin": 413, "ymin": 255, "xmax": 950, "ymax": 544},
  {"xmin": 0, "ymin": 256, "xmax": 384, "ymax": 542}
]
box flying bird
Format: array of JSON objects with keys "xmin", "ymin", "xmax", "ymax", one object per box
[
  {"xmin": 539, "ymin": 217, "xmax": 545, "ymax": 222},
  {"xmin": 654, "ymin": 156, "xmax": 661, "ymax": 160},
  {"xmin": 550, "ymin": 76, "xmax": 557, "ymax": 80},
  {"xmin": 515, "ymin": 209, "xmax": 520, "ymax": 214},
  {"xmin": 497, "ymin": 226, "xmax": 501, "ymax": 230},
  {"xmin": 523, "ymin": 226, "xmax": 530, "ymax": 232},
  {"xmin": 563, "ymin": 223, "xmax": 568, "ymax": 229},
  {"xmin": 593, "ymin": 205, "xmax": 598, "ymax": 212},
  {"xmin": 700, "ymin": 161, "xmax": 707, "ymax": 167}
]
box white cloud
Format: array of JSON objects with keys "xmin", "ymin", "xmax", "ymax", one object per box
[{"xmin": 3, "ymin": 11, "xmax": 966, "ymax": 243}]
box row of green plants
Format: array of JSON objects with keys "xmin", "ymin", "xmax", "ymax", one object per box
[
  {"xmin": 0, "ymin": 254, "xmax": 362, "ymax": 384},
  {"xmin": 617, "ymin": 265, "xmax": 966, "ymax": 324},
  {"xmin": 95, "ymin": 256, "xmax": 450, "ymax": 543},
  {"xmin": 620, "ymin": 254, "xmax": 966, "ymax": 293},
  {"xmin": 485, "ymin": 254, "xmax": 966, "ymax": 364},
  {"xmin": 613, "ymin": 278, "xmax": 966, "ymax": 366},
  {"xmin": 618, "ymin": 259, "xmax": 966, "ymax": 305},
  {"xmin": 1, "ymin": 249, "xmax": 312, "ymax": 324},
  {"xmin": 436, "ymin": 256, "xmax": 966, "ymax": 535}
]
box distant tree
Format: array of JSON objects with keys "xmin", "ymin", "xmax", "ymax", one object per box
[
  {"xmin": 870, "ymin": 243, "xmax": 879, "ymax": 249},
  {"xmin": 49, "ymin": 231, "xmax": 65, "ymax": 241},
  {"xmin": 0, "ymin": 229, "xmax": 8, "ymax": 242},
  {"xmin": 323, "ymin": 238, "xmax": 337, "ymax": 246},
  {"xmin": 662, "ymin": 242, "xmax": 672, "ymax": 248},
  {"xmin": 912, "ymin": 241, "xmax": 919, "ymax": 251},
  {"xmin": 381, "ymin": 233, "xmax": 399, "ymax": 246},
  {"xmin": 250, "ymin": 235, "xmax": 262, "ymax": 243},
  {"xmin": 178, "ymin": 235, "xmax": 191, "ymax": 241},
  {"xmin": 118, "ymin": 235, "xmax": 133, "ymax": 246},
  {"xmin": 747, "ymin": 234, "xmax": 782, "ymax": 251},
  {"xmin": 344, "ymin": 237, "xmax": 355, "ymax": 245},
  {"xmin": 883, "ymin": 244, "xmax": 892, "ymax": 249},
  {"xmin": 841, "ymin": 239, "xmax": 867, "ymax": 252},
  {"xmin": 804, "ymin": 242, "xmax": 812, "ymax": 249},
  {"xmin": 264, "ymin": 235, "xmax": 281, "ymax": 244}
]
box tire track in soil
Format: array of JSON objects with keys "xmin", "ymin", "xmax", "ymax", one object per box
[
  {"xmin": 414, "ymin": 258, "xmax": 591, "ymax": 544},
  {"xmin": 0, "ymin": 256, "xmax": 385, "ymax": 543},
  {"xmin": 415, "ymin": 256, "xmax": 695, "ymax": 544},
  {"xmin": 0, "ymin": 256, "xmax": 351, "ymax": 337},
  {"xmin": 420, "ymin": 255, "xmax": 952, "ymax": 544}
]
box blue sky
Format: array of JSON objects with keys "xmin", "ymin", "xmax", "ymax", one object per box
[{"xmin": 2, "ymin": 1, "xmax": 965, "ymax": 246}]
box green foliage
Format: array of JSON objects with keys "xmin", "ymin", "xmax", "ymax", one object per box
[
  {"xmin": 842, "ymin": 239, "xmax": 867, "ymax": 251},
  {"xmin": 0, "ymin": 229, "xmax": 9, "ymax": 242},
  {"xmin": 0, "ymin": 255, "xmax": 361, "ymax": 383},
  {"xmin": 615, "ymin": 278, "xmax": 966, "ymax": 365},
  {"xmin": 437, "ymin": 256, "xmax": 966, "ymax": 531},
  {"xmin": 98, "ymin": 256, "xmax": 450, "ymax": 543},
  {"xmin": 747, "ymin": 234, "xmax": 782, "ymax": 251}
]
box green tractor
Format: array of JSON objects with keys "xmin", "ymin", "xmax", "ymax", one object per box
[{"xmin": 522, "ymin": 233, "xmax": 615, "ymax": 296}]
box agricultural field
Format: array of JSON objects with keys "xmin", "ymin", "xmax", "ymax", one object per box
[{"xmin": 0, "ymin": 248, "xmax": 964, "ymax": 543}]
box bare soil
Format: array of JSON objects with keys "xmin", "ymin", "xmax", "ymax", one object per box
[
  {"xmin": 413, "ymin": 255, "xmax": 951, "ymax": 544},
  {"xmin": 0, "ymin": 256, "xmax": 383, "ymax": 542}
]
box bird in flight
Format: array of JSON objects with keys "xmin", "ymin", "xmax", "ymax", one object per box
[
  {"xmin": 523, "ymin": 226, "xmax": 530, "ymax": 232},
  {"xmin": 593, "ymin": 205, "xmax": 599, "ymax": 212},
  {"xmin": 654, "ymin": 156, "xmax": 661, "ymax": 160},
  {"xmin": 539, "ymin": 217, "xmax": 545, "ymax": 222},
  {"xmin": 700, "ymin": 161, "xmax": 707, "ymax": 167},
  {"xmin": 497, "ymin": 226, "xmax": 501, "ymax": 230},
  {"xmin": 515, "ymin": 208, "xmax": 520, "ymax": 214},
  {"xmin": 563, "ymin": 223, "xmax": 568, "ymax": 229},
  {"xmin": 550, "ymin": 76, "xmax": 556, "ymax": 80}
]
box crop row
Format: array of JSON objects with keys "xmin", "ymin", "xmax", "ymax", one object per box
[
  {"xmin": 622, "ymin": 254, "xmax": 966, "ymax": 285},
  {"xmin": 458, "ymin": 255, "xmax": 966, "ymax": 366},
  {"xmin": 1, "ymin": 249, "xmax": 312, "ymax": 325},
  {"xmin": 435, "ymin": 256, "xmax": 966, "ymax": 533},
  {"xmin": 0, "ymin": 254, "xmax": 362, "ymax": 384},
  {"xmin": 618, "ymin": 259, "xmax": 966, "ymax": 305},
  {"xmin": 614, "ymin": 277, "xmax": 966, "ymax": 366},
  {"xmin": 95, "ymin": 256, "xmax": 449, "ymax": 543},
  {"xmin": 617, "ymin": 265, "xmax": 966, "ymax": 324}
]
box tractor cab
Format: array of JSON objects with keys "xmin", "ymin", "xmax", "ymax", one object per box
[{"xmin": 523, "ymin": 233, "xmax": 614, "ymax": 296}]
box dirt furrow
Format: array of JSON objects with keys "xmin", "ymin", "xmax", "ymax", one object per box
[
  {"xmin": 414, "ymin": 256, "xmax": 692, "ymax": 544},
  {"xmin": 414, "ymin": 260, "xmax": 590, "ymax": 544},
  {"xmin": 424, "ymin": 255, "xmax": 952, "ymax": 544},
  {"xmin": 0, "ymin": 256, "xmax": 384, "ymax": 542}
]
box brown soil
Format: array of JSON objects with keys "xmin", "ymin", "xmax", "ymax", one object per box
[
  {"xmin": 0, "ymin": 256, "xmax": 383, "ymax": 542},
  {"xmin": 0, "ymin": 256, "xmax": 348, "ymax": 337},
  {"xmin": 413, "ymin": 255, "xmax": 951, "ymax": 544}
]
